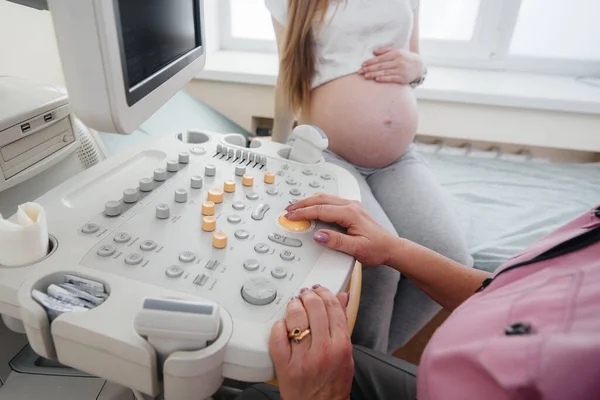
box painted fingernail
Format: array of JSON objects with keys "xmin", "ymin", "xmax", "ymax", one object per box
[
  {"xmin": 313, "ymin": 232, "xmax": 329, "ymax": 243},
  {"xmin": 285, "ymin": 204, "xmax": 293, "ymax": 211},
  {"xmin": 358, "ymin": 69, "xmax": 364, "ymax": 74},
  {"xmin": 300, "ymin": 287, "xmax": 309, "ymax": 294},
  {"xmin": 285, "ymin": 211, "xmax": 295, "ymax": 218},
  {"xmin": 290, "ymin": 296, "xmax": 299, "ymax": 301},
  {"xmin": 312, "ymin": 284, "xmax": 322, "ymax": 289}
]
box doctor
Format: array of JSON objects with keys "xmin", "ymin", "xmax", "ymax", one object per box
[{"xmin": 239, "ymin": 194, "xmax": 600, "ymax": 400}]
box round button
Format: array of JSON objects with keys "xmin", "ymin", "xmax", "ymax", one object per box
[
  {"xmin": 178, "ymin": 152, "xmax": 190, "ymax": 164},
  {"xmin": 321, "ymin": 173, "xmax": 332, "ymax": 180},
  {"xmin": 139, "ymin": 178, "xmax": 154, "ymax": 192},
  {"xmin": 123, "ymin": 188, "xmax": 139, "ymax": 203},
  {"xmin": 302, "ymin": 169, "xmax": 313, "ymax": 176},
  {"xmin": 125, "ymin": 253, "xmax": 144, "ymax": 265},
  {"xmin": 266, "ymin": 188, "xmax": 278, "ymax": 196},
  {"xmin": 82, "ymin": 223, "xmax": 100, "ymax": 234},
  {"xmin": 213, "ymin": 231, "xmax": 228, "ymax": 249},
  {"xmin": 271, "ymin": 267, "xmax": 288, "ymax": 280},
  {"xmin": 241, "ymin": 277, "xmax": 277, "ymax": 306},
  {"xmin": 224, "ymin": 180, "xmax": 236, "ymax": 193},
  {"xmin": 264, "ymin": 172, "xmax": 275, "ymax": 184},
  {"xmin": 202, "ymin": 216, "xmax": 217, "ymax": 232},
  {"xmin": 205, "ymin": 164, "xmax": 216, "ymax": 177},
  {"xmin": 279, "ymin": 214, "xmax": 312, "ymax": 232},
  {"xmin": 191, "ymin": 147, "xmax": 206, "ymax": 155},
  {"xmin": 309, "ymin": 181, "xmax": 320, "ymax": 188},
  {"xmin": 235, "ymin": 165, "xmax": 247, "ymax": 176},
  {"xmin": 227, "ymin": 215, "xmax": 242, "ymax": 224},
  {"xmin": 166, "ymin": 159, "xmax": 179, "ymax": 172},
  {"xmin": 289, "ymin": 199, "xmax": 299, "ymax": 205},
  {"xmin": 104, "ymin": 201, "xmax": 121, "ymax": 217},
  {"xmin": 97, "ymin": 245, "xmax": 116, "ymax": 257},
  {"xmin": 280, "ymin": 250, "xmax": 295, "ymax": 261},
  {"xmin": 179, "ymin": 251, "xmax": 196, "ymax": 263},
  {"xmin": 242, "ymin": 174, "xmax": 254, "ymax": 187},
  {"xmin": 154, "ymin": 168, "xmax": 167, "ymax": 181},
  {"xmin": 207, "ymin": 188, "xmax": 224, "ymax": 203},
  {"xmin": 247, "ymin": 192, "xmax": 259, "ymax": 200},
  {"xmin": 191, "ymin": 176, "xmax": 203, "ymax": 189},
  {"xmin": 202, "ymin": 201, "xmax": 215, "ymax": 216},
  {"xmin": 243, "ymin": 259, "xmax": 260, "ymax": 271},
  {"xmin": 113, "ymin": 232, "xmax": 131, "ymax": 243},
  {"xmin": 156, "ymin": 204, "xmax": 170, "ymax": 219},
  {"xmin": 140, "ymin": 240, "xmax": 157, "ymax": 251},
  {"xmin": 232, "ymin": 201, "xmax": 245, "ymax": 210},
  {"xmin": 289, "ymin": 188, "xmax": 302, "ymax": 196},
  {"xmin": 166, "ymin": 265, "xmax": 184, "ymax": 278},
  {"xmin": 235, "ymin": 229, "xmax": 250, "ymax": 240},
  {"xmin": 254, "ymin": 243, "xmax": 270, "ymax": 254},
  {"xmin": 174, "ymin": 188, "xmax": 188, "ymax": 203},
  {"xmin": 286, "ymin": 179, "xmax": 298, "ymax": 185}
]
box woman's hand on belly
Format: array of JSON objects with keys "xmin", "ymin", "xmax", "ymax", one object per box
[{"xmin": 359, "ymin": 47, "xmax": 424, "ymax": 85}]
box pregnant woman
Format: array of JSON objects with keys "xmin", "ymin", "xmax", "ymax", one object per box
[{"xmin": 266, "ymin": 0, "xmax": 473, "ymax": 353}]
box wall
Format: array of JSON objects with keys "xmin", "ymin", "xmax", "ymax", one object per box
[{"xmin": 0, "ymin": 1, "xmax": 64, "ymax": 87}]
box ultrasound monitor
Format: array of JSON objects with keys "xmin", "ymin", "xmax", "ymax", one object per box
[{"xmin": 48, "ymin": 0, "xmax": 206, "ymax": 134}]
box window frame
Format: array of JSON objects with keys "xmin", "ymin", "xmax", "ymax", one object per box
[{"xmin": 218, "ymin": 0, "xmax": 600, "ymax": 77}]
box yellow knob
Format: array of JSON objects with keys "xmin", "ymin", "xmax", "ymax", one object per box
[
  {"xmin": 202, "ymin": 216, "xmax": 217, "ymax": 232},
  {"xmin": 279, "ymin": 214, "xmax": 312, "ymax": 232},
  {"xmin": 212, "ymin": 231, "xmax": 228, "ymax": 249},
  {"xmin": 207, "ymin": 188, "xmax": 224, "ymax": 203},
  {"xmin": 264, "ymin": 172, "xmax": 275, "ymax": 184},
  {"xmin": 224, "ymin": 180, "xmax": 236, "ymax": 193},
  {"xmin": 202, "ymin": 201, "xmax": 215, "ymax": 216},
  {"xmin": 242, "ymin": 174, "xmax": 254, "ymax": 187}
]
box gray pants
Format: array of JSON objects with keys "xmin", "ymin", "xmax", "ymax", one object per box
[
  {"xmin": 325, "ymin": 146, "xmax": 473, "ymax": 353},
  {"xmin": 237, "ymin": 346, "xmax": 418, "ymax": 400}
]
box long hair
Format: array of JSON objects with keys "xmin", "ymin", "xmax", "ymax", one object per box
[{"xmin": 279, "ymin": 0, "xmax": 331, "ymax": 112}]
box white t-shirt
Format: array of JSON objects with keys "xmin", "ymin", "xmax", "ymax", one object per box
[{"xmin": 265, "ymin": 0, "xmax": 419, "ymax": 88}]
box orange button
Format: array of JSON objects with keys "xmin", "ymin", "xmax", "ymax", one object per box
[
  {"xmin": 242, "ymin": 174, "xmax": 254, "ymax": 187},
  {"xmin": 202, "ymin": 216, "xmax": 217, "ymax": 232},
  {"xmin": 279, "ymin": 214, "xmax": 311, "ymax": 232},
  {"xmin": 224, "ymin": 180, "xmax": 236, "ymax": 193},
  {"xmin": 207, "ymin": 188, "xmax": 224, "ymax": 203},
  {"xmin": 202, "ymin": 201, "xmax": 215, "ymax": 216},
  {"xmin": 212, "ymin": 231, "xmax": 228, "ymax": 249},
  {"xmin": 264, "ymin": 172, "xmax": 275, "ymax": 184}
]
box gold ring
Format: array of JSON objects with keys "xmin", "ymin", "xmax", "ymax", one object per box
[{"xmin": 288, "ymin": 327, "xmax": 311, "ymax": 343}]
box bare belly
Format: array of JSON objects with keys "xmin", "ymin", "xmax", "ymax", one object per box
[{"xmin": 300, "ymin": 74, "xmax": 418, "ymax": 168}]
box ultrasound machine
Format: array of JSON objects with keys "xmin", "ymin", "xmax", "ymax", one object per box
[{"xmin": 0, "ymin": 1, "xmax": 361, "ymax": 399}]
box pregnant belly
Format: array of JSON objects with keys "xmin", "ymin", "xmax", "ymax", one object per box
[{"xmin": 301, "ymin": 74, "xmax": 419, "ymax": 168}]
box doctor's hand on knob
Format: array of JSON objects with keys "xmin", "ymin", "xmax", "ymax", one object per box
[{"xmin": 284, "ymin": 194, "xmax": 398, "ymax": 267}]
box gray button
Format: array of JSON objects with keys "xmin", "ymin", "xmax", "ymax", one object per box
[
  {"xmin": 302, "ymin": 169, "xmax": 313, "ymax": 176},
  {"xmin": 243, "ymin": 259, "xmax": 260, "ymax": 271},
  {"xmin": 254, "ymin": 243, "xmax": 270, "ymax": 254},
  {"xmin": 251, "ymin": 204, "xmax": 271, "ymax": 220},
  {"xmin": 266, "ymin": 188, "xmax": 278, "ymax": 196},
  {"xmin": 140, "ymin": 240, "xmax": 157, "ymax": 251},
  {"xmin": 268, "ymin": 232, "xmax": 303, "ymax": 248},
  {"xmin": 178, "ymin": 152, "xmax": 190, "ymax": 164},
  {"xmin": 236, "ymin": 165, "xmax": 246, "ymax": 176},
  {"xmin": 232, "ymin": 201, "xmax": 245, "ymax": 210},
  {"xmin": 156, "ymin": 204, "xmax": 170, "ymax": 219},
  {"xmin": 191, "ymin": 147, "xmax": 206, "ymax": 155},
  {"xmin": 104, "ymin": 200, "xmax": 121, "ymax": 217},
  {"xmin": 205, "ymin": 260, "xmax": 219, "ymax": 270},
  {"xmin": 286, "ymin": 179, "xmax": 298, "ymax": 185},
  {"xmin": 82, "ymin": 223, "xmax": 99, "ymax": 234},
  {"xmin": 113, "ymin": 232, "xmax": 131, "ymax": 243},
  {"xmin": 194, "ymin": 274, "xmax": 209, "ymax": 286},
  {"xmin": 166, "ymin": 265, "xmax": 183, "ymax": 278},
  {"xmin": 321, "ymin": 173, "xmax": 332, "ymax": 180},
  {"xmin": 271, "ymin": 267, "xmax": 288, "ymax": 279},
  {"xmin": 97, "ymin": 245, "xmax": 116, "ymax": 257},
  {"xmin": 280, "ymin": 250, "xmax": 295, "ymax": 261},
  {"xmin": 289, "ymin": 199, "xmax": 299, "ymax": 205},
  {"xmin": 191, "ymin": 176, "xmax": 203, "ymax": 189},
  {"xmin": 235, "ymin": 230, "xmax": 250, "ymax": 240},
  {"xmin": 247, "ymin": 192, "xmax": 259, "ymax": 200},
  {"xmin": 166, "ymin": 159, "xmax": 179, "ymax": 172},
  {"xmin": 125, "ymin": 253, "xmax": 143, "ymax": 265},
  {"xmin": 241, "ymin": 277, "xmax": 277, "ymax": 305},
  {"xmin": 309, "ymin": 181, "xmax": 320, "ymax": 188},
  {"xmin": 227, "ymin": 215, "xmax": 242, "ymax": 224},
  {"xmin": 174, "ymin": 189, "xmax": 188, "ymax": 203},
  {"xmin": 154, "ymin": 168, "xmax": 167, "ymax": 181},
  {"xmin": 139, "ymin": 178, "xmax": 154, "ymax": 192},
  {"xmin": 205, "ymin": 164, "xmax": 216, "ymax": 177},
  {"xmin": 281, "ymin": 164, "xmax": 290, "ymax": 170},
  {"xmin": 179, "ymin": 251, "xmax": 196, "ymax": 263},
  {"xmin": 123, "ymin": 188, "xmax": 139, "ymax": 203},
  {"xmin": 289, "ymin": 188, "xmax": 302, "ymax": 196}
]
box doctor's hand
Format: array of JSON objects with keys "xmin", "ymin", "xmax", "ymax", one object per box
[
  {"xmin": 284, "ymin": 194, "xmax": 398, "ymax": 267},
  {"xmin": 359, "ymin": 47, "xmax": 424, "ymax": 85}
]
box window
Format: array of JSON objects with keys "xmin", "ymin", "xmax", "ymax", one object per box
[{"xmin": 219, "ymin": 0, "xmax": 600, "ymax": 76}]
